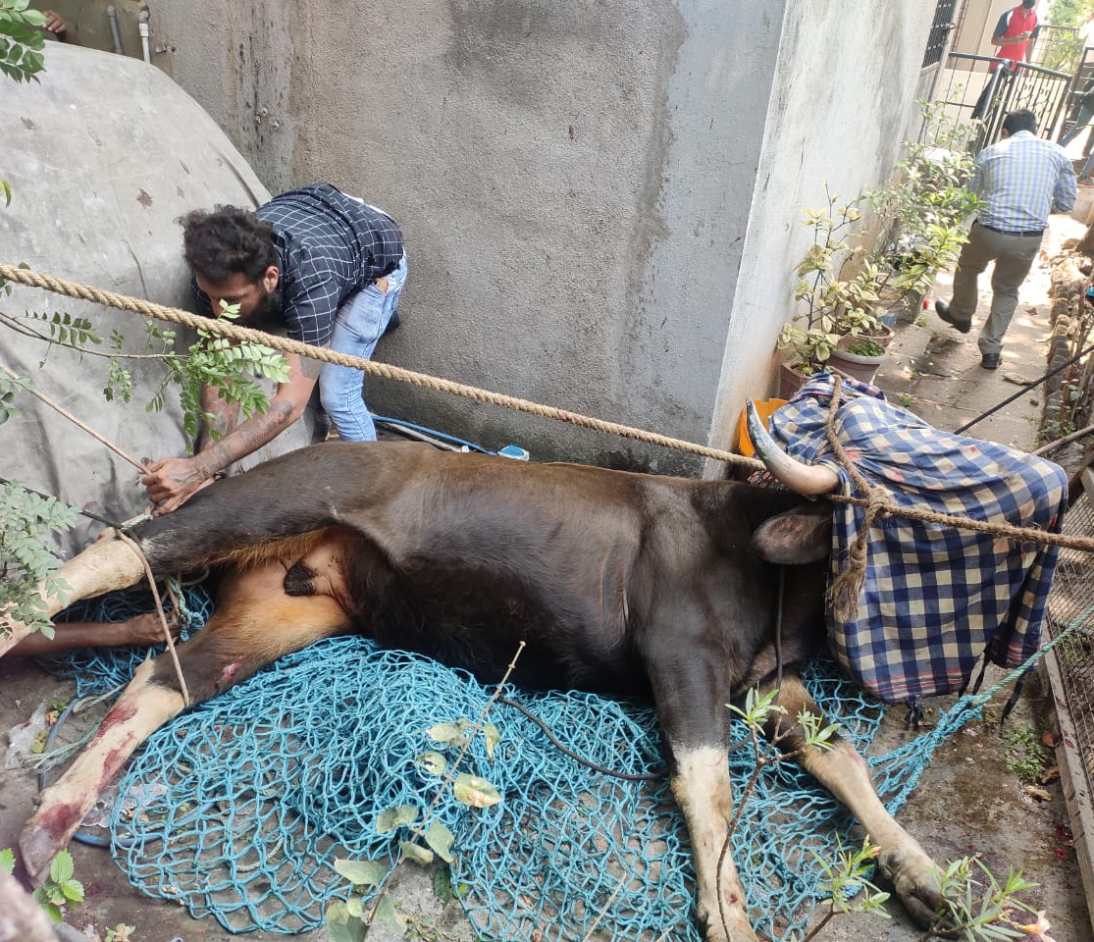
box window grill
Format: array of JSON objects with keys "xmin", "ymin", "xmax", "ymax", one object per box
[{"xmin": 923, "ymin": 0, "xmax": 958, "ymax": 68}]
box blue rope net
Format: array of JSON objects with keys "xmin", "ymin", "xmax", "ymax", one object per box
[{"xmin": 42, "ymin": 586, "xmax": 991, "ymax": 941}]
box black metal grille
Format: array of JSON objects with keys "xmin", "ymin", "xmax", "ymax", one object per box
[
  {"xmin": 1047, "ymin": 490, "xmax": 1094, "ymax": 785},
  {"xmin": 923, "ymin": 0, "xmax": 958, "ymax": 68},
  {"xmin": 1060, "ymin": 46, "xmax": 1094, "ymax": 152},
  {"xmin": 924, "ymin": 53, "xmax": 1072, "ymax": 152}
]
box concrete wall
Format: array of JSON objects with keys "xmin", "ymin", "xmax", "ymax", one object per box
[
  {"xmin": 705, "ymin": 1, "xmax": 937, "ymax": 468},
  {"xmin": 151, "ymin": 0, "xmax": 783, "ymax": 473},
  {"xmin": 147, "ymin": 0, "xmax": 933, "ymax": 474}
]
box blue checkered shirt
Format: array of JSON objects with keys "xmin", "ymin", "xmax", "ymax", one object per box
[
  {"xmin": 766, "ymin": 374, "xmax": 1067, "ymax": 703},
  {"xmin": 195, "ymin": 184, "xmax": 403, "ymax": 346},
  {"xmin": 972, "ymin": 130, "xmax": 1076, "ymax": 233}
]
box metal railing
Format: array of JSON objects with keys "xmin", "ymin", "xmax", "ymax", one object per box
[{"xmin": 925, "ymin": 52, "xmax": 1072, "ymax": 151}]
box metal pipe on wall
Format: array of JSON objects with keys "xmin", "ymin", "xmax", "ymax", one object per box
[
  {"xmin": 138, "ymin": 8, "xmax": 151, "ymax": 64},
  {"xmin": 106, "ymin": 5, "xmax": 123, "ymax": 55}
]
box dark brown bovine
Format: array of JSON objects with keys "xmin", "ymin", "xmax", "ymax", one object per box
[{"xmin": 15, "ymin": 442, "xmax": 945, "ymax": 941}]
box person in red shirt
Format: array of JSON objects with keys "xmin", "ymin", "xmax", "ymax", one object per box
[
  {"xmin": 972, "ymin": 1, "xmax": 1040, "ymax": 119},
  {"xmin": 992, "ymin": 0, "xmax": 1039, "ymax": 66}
]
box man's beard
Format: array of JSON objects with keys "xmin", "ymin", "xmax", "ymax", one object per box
[{"xmin": 245, "ymin": 286, "xmax": 284, "ymax": 332}]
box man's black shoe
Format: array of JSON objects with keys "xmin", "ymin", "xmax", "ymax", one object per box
[
  {"xmin": 981, "ymin": 352, "xmax": 1000, "ymax": 370},
  {"xmin": 935, "ymin": 300, "xmax": 971, "ymax": 334}
]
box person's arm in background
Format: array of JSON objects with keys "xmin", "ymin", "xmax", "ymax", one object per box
[
  {"xmin": 42, "ymin": 10, "xmax": 66, "ymax": 41},
  {"xmin": 1053, "ymin": 150, "xmax": 1078, "ymax": 214},
  {"xmin": 1025, "ymin": 22, "xmax": 1040, "ymax": 62},
  {"xmin": 8, "ymin": 613, "xmax": 181, "ymax": 656},
  {"xmin": 970, "ymin": 150, "xmax": 988, "ymax": 200}
]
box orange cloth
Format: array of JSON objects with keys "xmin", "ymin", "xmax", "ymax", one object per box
[{"xmin": 736, "ymin": 398, "xmax": 787, "ymax": 458}]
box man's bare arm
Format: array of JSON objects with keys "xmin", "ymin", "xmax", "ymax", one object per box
[
  {"xmin": 143, "ymin": 353, "xmax": 320, "ymax": 514},
  {"xmin": 196, "ymin": 353, "xmax": 319, "ymax": 474},
  {"xmin": 197, "ymin": 384, "xmax": 243, "ymax": 452}
]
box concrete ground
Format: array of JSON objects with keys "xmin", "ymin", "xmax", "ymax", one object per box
[{"xmin": 2, "ymin": 221, "xmax": 1092, "ymax": 942}]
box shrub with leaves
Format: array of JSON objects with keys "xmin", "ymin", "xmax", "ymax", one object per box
[
  {"xmin": 778, "ymin": 196, "xmax": 885, "ymax": 372},
  {"xmin": 0, "ymin": 473, "xmax": 77, "ymax": 639},
  {"xmin": 0, "ymin": 289, "xmax": 290, "ymax": 449}
]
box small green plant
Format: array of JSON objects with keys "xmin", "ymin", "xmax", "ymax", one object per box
[
  {"xmin": 848, "ymin": 338, "xmax": 886, "ymax": 358},
  {"xmin": 0, "ymin": 472, "xmax": 77, "ymax": 639},
  {"xmin": 930, "ymin": 856, "xmax": 1043, "ymax": 941},
  {"xmin": 778, "ymin": 195, "xmax": 884, "ymax": 372},
  {"xmin": 896, "ymin": 393, "xmax": 915, "ymax": 409},
  {"xmin": 1002, "ymin": 724, "xmax": 1050, "ymax": 786},
  {"xmin": 867, "ymin": 118, "xmax": 982, "ymax": 304},
  {"xmin": 31, "ymin": 849, "xmax": 84, "ymax": 923},
  {"xmin": 802, "ymin": 838, "xmax": 891, "ymax": 940}
]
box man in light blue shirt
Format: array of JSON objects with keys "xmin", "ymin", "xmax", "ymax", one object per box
[{"xmin": 936, "ymin": 110, "xmax": 1076, "ymax": 369}]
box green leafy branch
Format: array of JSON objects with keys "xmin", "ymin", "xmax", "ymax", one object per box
[
  {"xmin": 0, "ymin": 0, "xmax": 46, "ymax": 85},
  {"xmin": 0, "ymin": 283, "xmax": 290, "ymax": 449},
  {"xmin": 0, "ymin": 470, "xmax": 77, "ymax": 639}
]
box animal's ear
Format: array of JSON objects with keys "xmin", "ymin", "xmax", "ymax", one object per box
[{"xmin": 751, "ymin": 505, "xmax": 831, "ymax": 565}]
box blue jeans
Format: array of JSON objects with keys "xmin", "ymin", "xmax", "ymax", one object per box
[{"xmin": 318, "ymin": 254, "xmax": 407, "ymax": 441}]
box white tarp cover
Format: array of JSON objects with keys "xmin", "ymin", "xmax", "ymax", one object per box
[{"xmin": 0, "ymin": 45, "xmax": 318, "ymax": 555}]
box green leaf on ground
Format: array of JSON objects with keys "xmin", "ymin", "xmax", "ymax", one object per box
[
  {"xmin": 425, "ymin": 820, "xmax": 455, "ymax": 864},
  {"xmin": 400, "ymin": 840, "xmax": 434, "ymax": 865},
  {"xmin": 49, "ymin": 850, "xmax": 73, "ymax": 884},
  {"xmin": 452, "ymin": 773, "xmax": 501, "ymax": 808},
  {"xmin": 333, "ymin": 857, "xmax": 387, "ymax": 887},
  {"xmin": 416, "ymin": 750, "xmax": 448, "ymax": 776},
  {"xmin": 376, "ymin": 803, "xmax": 418, "ymax": 834}
]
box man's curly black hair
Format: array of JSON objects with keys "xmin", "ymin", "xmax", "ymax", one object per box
[{"xmin": 182, "ymin": 206, "xmax": 278, "ymax": 284}]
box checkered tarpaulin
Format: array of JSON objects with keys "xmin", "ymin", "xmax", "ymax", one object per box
[{"xmin": 769, "ymin": 373, "xmax": 1068, "ymax": 703}]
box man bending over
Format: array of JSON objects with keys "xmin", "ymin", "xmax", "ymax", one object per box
[{"xmin": 142, "ymin": 184, "xmax": 407, "ymax": 514}]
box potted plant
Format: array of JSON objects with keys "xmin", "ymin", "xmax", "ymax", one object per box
[
  {"xmin": 867, "ymin": 127, "xmax": 982, "ymax": 321},
  {"xmin": 777, "ymin": 196, "xmax": 889, "ymax": 395}
]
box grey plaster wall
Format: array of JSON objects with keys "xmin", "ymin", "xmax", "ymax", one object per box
[
  {"xmin": 706, "ymin": 0, "xmax": 937, "ymax": 468},
  {"xmin": 150, "ymin": 0, "xmax": 782, "ymax": 472},
  {"xmin": 149, "ymin": 1, "xmax": 933, "ymax": 473}
]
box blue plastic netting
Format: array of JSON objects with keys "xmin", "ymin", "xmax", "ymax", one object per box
[{"xmin": 43, "ymin": 586, "xmax": 983, "ymax": 941}]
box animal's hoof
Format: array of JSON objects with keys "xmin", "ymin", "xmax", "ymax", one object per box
[
  {"xmin": 19, "ymin": 801, "xmax": 84, "ymax": 885},
  {"xmin": 879, "ymin": 843, "xmax": 945, "ymax": 928}
]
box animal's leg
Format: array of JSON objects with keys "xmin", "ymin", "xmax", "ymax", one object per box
[
  {"xmin": 762, "ymin": 673, "xmax": 943, "ymax": 927},
  {"xmin": 19, "ymin": 562, "xmax": 349, "ymax": 882},
  {"xmin": 0, "ymin": 538, "xmax": 145, "ymax": 657},
  {"xmin": 642, "ymin": 636, "xmax": 759, "ymax": 942}
]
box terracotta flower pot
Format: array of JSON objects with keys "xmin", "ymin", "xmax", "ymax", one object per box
[{"xmin": 778, "ymin": 360, "xmax": 812, "ymax": 400}]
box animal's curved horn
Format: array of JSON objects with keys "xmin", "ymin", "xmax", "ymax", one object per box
[{"xmin": 746, "ymin": 400, "xmax": 839, "ymax": 497}]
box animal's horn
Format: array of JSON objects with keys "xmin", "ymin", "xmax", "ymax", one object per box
[
  {"xmin": 746, "ymin": 400, "xmax": 839, "ymax": 497},
  {"xmin": 0, "ymin": 536, "xmax": 146, "ymax": 657}
]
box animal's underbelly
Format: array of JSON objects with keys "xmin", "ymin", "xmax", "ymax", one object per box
[{"xmin": 268, "ymin": 530, "xmax": 647, "ymax": 695}]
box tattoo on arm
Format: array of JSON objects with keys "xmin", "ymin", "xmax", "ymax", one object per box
[
  {"xmin": 198, "ymin": 400, "xmax": 295, "ymax": 475},
  {"xmin": 199, "ymin": 386, "xmax": 243, "ymax": 450},
  {"xmin": 300, "ymin": 356, "xmax": 323, "ymax": 380}
]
